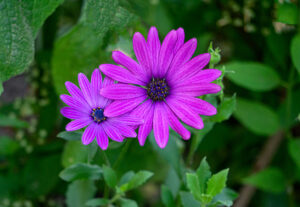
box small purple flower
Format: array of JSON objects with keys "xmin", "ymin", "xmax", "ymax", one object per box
[
  {"xmin": 60, "ymin": 69, "xmax": 142, "ymax": 150},
  {"xmin": 99, "ymin": 27, "xmax": 222, "ymax": 148}
]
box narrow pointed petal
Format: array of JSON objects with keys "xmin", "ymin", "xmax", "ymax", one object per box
[
  {"xmin": 78, "ymin": 73, "xmax": 94, "ymax": 107},
  {"xmin": 104, "ymin": 96, "xmax": 146, "ymax": 117},
  {"xmin": 170, "ymin": 95, "xmax": 217, "ymax": 116},
  {"xmin": 82, "ymin": 124, "xmax": 96, "ymax": 145},
  {"xmin": 112, "ymin": 114, "xmax": 144, "ymax": 125},
  {"xmin": 100, "ymin": 84, "xmax": 146, "ymax": 100},
  {"xmin": 166, "ymin": 97, "xmax": 203, "ymax": 129},
  {"xmin": 102, "ymin": 122, "xmax": 124, "ymax": 142},
  {"xmin": 112, "ymin": 51, "xmax": 148, "ymax": 83},
  {"xmin": 109, "ymin": 120, "xmax": 137, "ymax": 138},
  {"xmin": 175, "ymin": 69, "xmax": 222, "ymax": 87},
  {"xmin": 65, "ymin": 81, "xmax": 88, "ymax": 104},
  {"xmin": 169, "ymin": 53, "xmax": 211, "ymax": 84},
  {"xmin": 147, "ymin": 26, "xmax": 161, "ymax": 77},
  {"xmin": 167, "ymin": 38, "xmax": 197, "ymax": 79},
  {"xmin": 61, "ymin": 107, "xmax": 88, "ymax": 119},
  {"xmin": 138, "ymin": 103, "xmax": 154, "ymax": 146},
  {"xmin": 99, "ymin": 77, "xmax": 114, "ymax": 108},
  {"xmin": 133, "ymin": 32, "xmax": 151, "ymax": 77},
  {"xmin": 66, "ymin": 119, "xmax": 91, "ymax": 131},
  {"xmin": 153, "ymin": 102, "xmax": 169, "ymax": 148},
  {"xmin": 174, "ymin": 27, "xmax": 185, "ymax": 52},
  {"xmin": 91, "ymin": 69, "xmax": 102, "ymax": 106},
  {"xmin": 96, "ymin": 127, "xmax": 109, "ymax": 150},
  {"xmin": 60, "ymin": 95, "xmax": 90, "ymax": 113},
  {"xmin": 165, "ymin": 105, "xmax": 191, "ymax": 140},
  {"xmin": 100, "ymin": 64, "xmax": 144, "ymax": 85},
  {"xmin": 171, "ymin": 83, "xmax": 221, "ymax": 97},
  {"xmin": 158, "ymin": 30, "xmax": 177, "ymax": 78}
]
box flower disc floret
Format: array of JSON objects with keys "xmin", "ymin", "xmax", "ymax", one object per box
[{"xmin": 147, "ymin": 78, "xmax": 169, "ymax": 101}]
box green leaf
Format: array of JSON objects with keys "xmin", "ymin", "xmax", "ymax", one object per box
[
  {"xmin": 277, "ymin": 3, "xmax": 298, "ymax": 25},
  {"xmin": 180, "ymin": 192, "xmax": 201, "ymax": 207},
  {"xmin": 102, "ymin": 165, "xmax": 118, "ymax": 188},
  {"xmin": 161, "ymin": 185, "xmax": 175, "ymax": 207},
  {"xmin": 62, "ymin": 141, "xmax": 89, "ymax": 168},
  {"xmin": 66, "ymin": 180, "xmax": 96, "ymax": 207},
  {"xmin": 291, "ymin": 34, "xmax": 300, "ymax": 75},
  {"xmin": 0, "ymin": 0, "xmax": 63, "ymax": 83},
  {"xmin": 226, "ymin": 62, "xmax": 280, "ymax": 91},
  {"xmin": 210, "ymin": 94, "xmax": 236, "ymax": 123},
  {"xmin": 212, "ymin": 188, "xmax": 238, "ymax": 207},
  {"xmin": 234, "ymin": 98, "xmax": 280, "ymax": 135},
  {"xmin": 86, "ymin": 198, "xmax": 110, "ymax": 207},
  {"xmin": 206, "ymin": 169, "xmax": 229, "ymax": 199},
  {"xmin": 119, "ymin": 171, "xmax": 135, "ymax": 186},
  {"xmin": 0, "ymin": 136, "xmax": 20, "ymax": 155},
  {"xmin": 165, "ymin": 167, "xmax": 181, "ymax": 198},
  {"xmin": 120, "ymin": 198, "xmax": 138, "ymax": 207},
  {"xmin": 243, "ymin": 167, "xmax": 286, "ymax": 193},
  {"xmin": 288, "ymin": 139, "xmax": 300, "ymax": 170},
  {"xmin": 196, "ymin": 157, "xmax": 212, "ymax": 194},
  {"xmin": 59, "ymin": 163, "xmax": 102, "ymax": 182},
  {"xmin": 57, "ymin": 131, "xmax": 82, "ymax": 141},
  {"xmin": 0, "ymin": 115, "xmax": 29, "ymax": 128},
  {"xmin": 52, "ymin": 0, "xmax": 136, "ymax": 94},
  {"xmin": 120, "ymin": 170, "xmax": 153, "ymax": 192},
  {"xmin": 186, "ymin": 173, "xmax": 202, "ymax": 201}
]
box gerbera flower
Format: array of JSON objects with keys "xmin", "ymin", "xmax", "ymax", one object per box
[
  {"xmin": 99, "ymin": 27, "xmax": 222, "ymax": 148},
  {"xmin": 60, "ymin": 69, "xmax": 142, "ymax": 150}
]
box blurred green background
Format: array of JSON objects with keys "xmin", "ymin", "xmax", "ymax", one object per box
[{"xmin": 0, "ymin": 0, "xmax": 300, "ymax": 206}]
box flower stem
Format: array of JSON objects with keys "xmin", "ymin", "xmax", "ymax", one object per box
[{"xmin": 113, "ymin": 139, "xmax": 132, "ymax": 169}]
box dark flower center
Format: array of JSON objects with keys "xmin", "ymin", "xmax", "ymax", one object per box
[
  {"xmin": 147, "ymin": 78, "xmax": 169, "ymax": 101},
  {"xmin": 91, "ymin": 107, "xmax": 107, "ymax": 123}
]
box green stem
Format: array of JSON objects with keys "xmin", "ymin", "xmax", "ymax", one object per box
[
  {"xmin": 102, "ymin": 150, "xmax": 111, "ymax": 199},
  {"xmin": 113, "ymin": 139, "xmax": 132, "ymax": 169}
]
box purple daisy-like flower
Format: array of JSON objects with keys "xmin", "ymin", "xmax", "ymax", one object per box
[
  {"xmin": 99, "ymin": 27, "xmax": 222, "ymax": 148},
  {"xmin": 60, "ymin": 69, "xmax": 142, "ymax": 150}
]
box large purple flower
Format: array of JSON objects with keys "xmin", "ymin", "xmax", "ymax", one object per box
[
  {"xmin": 60, "ymin": 69, "xmax": 142, "ymax": 150},
  {"xmin": 99, "ymin": 27, "xmax": 221, "ymax": 148}
]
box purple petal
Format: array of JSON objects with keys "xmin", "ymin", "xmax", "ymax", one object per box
[
  {"xmin": 112, "ymin": 51, "xmax": 148, "ymax": 83},
  {"xmin": 99, "ymin": 77, "xmax": 114, "ymax": 108},
  {"xmin": 147, "ymin": 26, "xmax": 161, "ymax": 77},
  {"xmin": 61, "ymin": 107, "xmax": 88, "ymax": 119},
  {"xmin": 66, "ymin": 119, "xmax": 91, "ymax": 131},
  {"xmin": 60, "ymin": 94, "xmax": 90, "ymax": 113},
  {"xmin": 100, "ymin": 64, "xmax": 144, "ymax": 85},
  {"xmin": 176, "ymin": 69, "xmax": 222, "ymax": 87},
  {"xmin": 174, "ymin": 28, "xmax": 185, "ymax": 52},
  {"xmin": 102, "ymin": 122, "xmax": 124, "ymax": 142},
  {"xmin": 138, "ymin": 103, "xmax": 155, "ymax": 146},
  {"xmin": 91, "ymin": 69, "xmax": 102, "ymax": 106},
  {"xmin": 153, "ymin": 102, "xmax": 169, "ymax": 148},
  {"xmin": 100, "ymin": 84, "xmax": 146, "ymax": 100},
  {"xmin": 108, "ymin": 120, "xmax": 137, "ymax": 138},
  {"xmin": 111, "ymin": 114, "xmax": 144, "ymax": 126},
  {"xmin": 158, "ymin": 30, "xmax": 177, "ymax": 78},
  {"xmin": 169, "ymin": 53, "xmax": 211, "ymax": 85},
  {"xmin": 82, "ymin": 124, "xmax": 96, "ymax": 145},
  {"xmin": 165, "ymin": 105, "xmax": 191, "ymax": 140},
  {"xmin": 78, "ymin": 73, "xmax": 94, "ymax": 107},
  {"xmin": 133, "ymin": 32, "xmax": 151, "ymax": 78},
  {"xmin": 166, "ymin": 96, "xmax": 203, "ymax": 129},
  {"xmin": 169, "ymin": 95, "xmax": 217, "ymax": 116},
  {"xmin": 171, "ymin": 83, "xmax": 221, "ymax": 97},
  {"xmin": 96, "ymin": 127, "xmax": 109, "ymax": 150},
  {"xmin": 167, "ymin": 38, "xmax": 197, "ymax": 79},
  {"xmin": 65, "ymin": 81, "xmax": 88, "ymax": 104},
  {"xmin": 104, "ymin": 96, "xmax": 146, "ymax": 117}
]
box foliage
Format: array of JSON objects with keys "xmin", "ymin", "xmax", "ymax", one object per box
[{"xmin": 0, "ymin": 0, "xmax": 300, "ymax": 206}]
